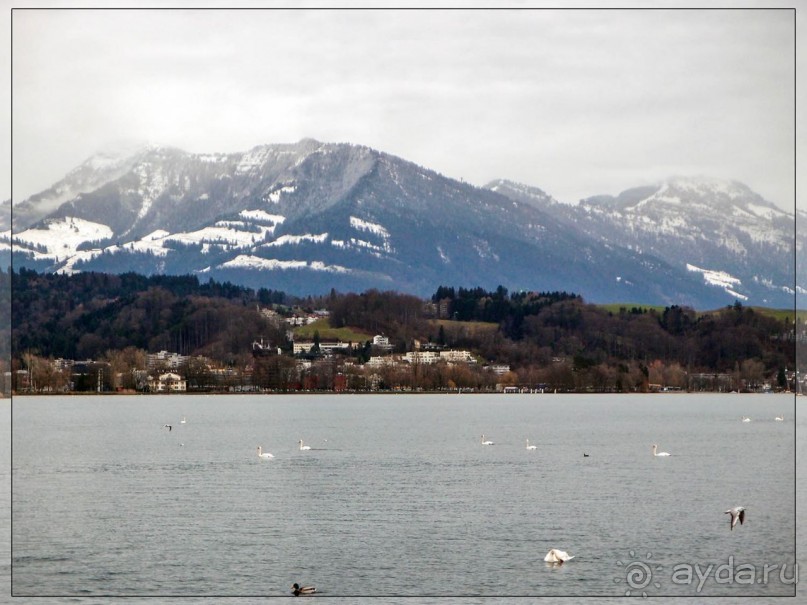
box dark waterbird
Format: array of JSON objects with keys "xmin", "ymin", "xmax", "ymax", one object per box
[{"xmin": 292, "ymin": 582, "xmax": 316, "ymax": 596}]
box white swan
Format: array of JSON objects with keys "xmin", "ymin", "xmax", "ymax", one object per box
[
  {"xmin": 180, "ymin": 416, "xmax": 187, "ymax": 424},
  {"xmin": 257, "ymin": 446, "xmax": 274, "ymax": 459},
  {"xmin": 544, "ymin": 548, "xmax": 574, "ymax": 564},
  {"xmin": 652, "ymin": 444, "xmax": 671, "ymax": 457},
  {"xmin": 742, "ymin": 416, "xmax": 751, "ymax": 422},
  {"xmin": 298, "ymin": 439, "xmax": 311, "ymax": 451},
  {"xmin": 481, "ymin": 434, "xmax": 494, "ymax": 445},
  {"xmin": 775, "ymin": 414, "xmax": 784, "ymax": 421},
  {"xmin": 725, "ymin": 506, "xmax": 746, "ymax": 530},
  {"xmin": 525, "ymin": 439, "xmax": 537, "ymax": 450}
]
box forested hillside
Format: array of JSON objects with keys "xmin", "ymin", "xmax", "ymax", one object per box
[
  {"xmin": 7, "ymin": 269, "xmax": 798, "ymax": 392},
  {"xmin": 11, "ymin": 269, "xmax": 291, "ymax": 362}
]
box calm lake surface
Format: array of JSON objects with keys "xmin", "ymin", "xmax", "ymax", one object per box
[{"xmin": 9, "ymin": 393, "xmax": 800, "ymax": 601}]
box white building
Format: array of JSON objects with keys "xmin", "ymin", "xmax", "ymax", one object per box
[
  {"xmin": 372, "ymin": 335, "xmax": 394, "ymax": 351},
  {"xmin": 149, "ymin": 372, "xmax": 187, "ymax": 392},
  {"xmin": 403, "ymin": 351, "xmax": 441, "ymax": 364},
  {"xmin": 148, "ymin": 351, "xmax": 189, "ymax": 369},
  {"xmin": 440, "ymin": 350, "xmax": 476, "ymax": 364},
  {"xmin": 366, "ymin": 356, "xmax": 399, "ymax": 368},
  {"xmin": 293, "ymin": 340, "xmax": 351, "ymax": 355},
  {"xmin": 403, "ymin": 350, "xmax": 476, "ymax": 365}
]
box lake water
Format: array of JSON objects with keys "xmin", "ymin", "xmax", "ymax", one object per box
[{"xmin": 7, "ymin": 393, "xmax": 801, "ymax": 602}]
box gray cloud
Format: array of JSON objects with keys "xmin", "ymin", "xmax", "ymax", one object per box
[{"xmin": 8, "ymin": 6, "xmax": 797, "ymax": 210}]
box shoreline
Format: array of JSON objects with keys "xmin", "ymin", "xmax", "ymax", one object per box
[{"xmin": 6, "ymin": 389, "xmax": 795, "ymax": 398}]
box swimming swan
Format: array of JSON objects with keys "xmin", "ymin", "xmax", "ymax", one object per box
[
  {"xmin": 544, "ymin": 548, "xmax": 574, "ymax": 564},
  {"xmin": 775, "ymin": 415, "xmax": 784, "ymax": 421},
  {"xmin": 292, "ymin": 583, "xmax": 316, "ymax": 596},
  {"xmin": 725, "ymin": 506, "xmax": 746, "ymax": 530},
  {"xmin": 742, "ymin": 416, "xmax": 751, "ymax": 422},
  {"xmin": 298, "ymin": 439, "xmax": 311, "ymax": 451},
  {"xmin": 651, "ymin": 444, "xmax": 671, "ymax": 457},
  {"xmin": 481, "ymin": 434, "xmax": 494, "ymax": 445},
  {"xmin": 257, "ymin": 446, "xmax": 274, "ymax": 459},
  {"xmin": 525, "ymin": 439, "xmax": 537, "ymax": 450}
]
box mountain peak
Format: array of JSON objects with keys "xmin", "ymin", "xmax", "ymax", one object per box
[
  {"xmin": 579, "ymin": 175, "xmax": 785, "ymax": 220},
  {"xmin": 663, "ymin": 175, "xmax": 753, "ymax": 200},
  {"xmin": 483, "ymin": 179, "xmax": 559, "ymax": 209}
]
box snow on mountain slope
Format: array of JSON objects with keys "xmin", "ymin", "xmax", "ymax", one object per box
[
  {"xmin": 216, "ymin": 255, "xmax": 349, "ymax": 273},
  {"xmin": 686, "ymin": 263, "xmax": 747, "ymax": 301},
  {"xmin": 12, "ymin": 145, "xmax": 151, "ymax": 232},
  {"xmin": 10, "ymin": 140, "xmax": 794, "ymax": 308},
  {"xmin": 489, "ymin": 176, "xmax": 797, "ymax": 308},
  {"xmin": 579, "ymin": 176, "xmax": 792, "ymax": 254},
  {"xmin": 14, "ymin": 216, "xmax": 113, "ymax": 259}
]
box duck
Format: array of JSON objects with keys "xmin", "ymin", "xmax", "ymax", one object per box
[
  {"xmin": 257, "ymin": 446, "xmax": 274, "ymax": 459},
  {"xmin": 525, "ymin": 439, "xmax": 537, "ymax": 450},
  {"xmin": 291, "ymin": 583, "xmax": 316, "ymax": 596},
  {"xmin": 725, "ymin": 506, "xmax": 746, "ymax": 530},
  {"xmin": 651, "ymin": 444, "xmax": 670, "ymax": 457},
  {"xmin": 583, "ymin": 452, "xmax": 590, "ymax": 458},
  {"xmin": 544, "ymin": 548, "xmax": 574, "ymax": 564},
  {"xmin": 481, "ymin": 434, "xmax": 494, "ymax": 445},
  {"xmin": 298, "ymin": 439, "xmax": 311, "ymax": 451}
]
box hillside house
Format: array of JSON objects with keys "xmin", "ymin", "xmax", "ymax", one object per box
[{"xmin": 372, "ymin": 335, "xmax": 394, "ymax": 351}]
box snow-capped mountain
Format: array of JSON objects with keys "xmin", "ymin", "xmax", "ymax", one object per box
[
  {"xmin": 5, "ymin": 140, "xmax": 794, "ymax": 308},
  {"xmin": 488, "ymin": 177, "xmax": 798, "ymax": 308},
  {"xmin": 11, "ymin": 143, "xmax": 152, "ymax": 233}
]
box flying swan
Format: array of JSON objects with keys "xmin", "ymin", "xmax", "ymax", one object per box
[
  {"xmin": 651, "ymin": 444, "xmax": 671, "ymax": 457},
  {"xmin": 725, "ymin": 506, "xmax": 746, "ymax": 530},
  {"xmin": 544, "ymin": 548, "xmax": 574, "ymax": 564},
  {"xmin": 257, "ymin": 446, "xmax": 274, "ymax": 459},
  {"xmin": 298, "ymin": 439, "xmax": 311, "ymax": 451}
]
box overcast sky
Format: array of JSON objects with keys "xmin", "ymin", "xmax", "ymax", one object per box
[{"xmin": 6, "ymin": 3, "xmax": 799, "ymax": 211}]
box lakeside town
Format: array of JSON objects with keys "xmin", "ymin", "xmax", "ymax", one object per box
[
  {"xmin": 8, "ymin": 304, "xmax": 802, "ymax": 397},
  {"xmin": 6, "ymin": 270, "xmax": 801, "ymax": 397}
]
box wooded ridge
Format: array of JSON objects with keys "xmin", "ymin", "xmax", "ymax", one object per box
[{"xmin": 5, "ymin": 269, "xmax": 799, "ymax": 393}]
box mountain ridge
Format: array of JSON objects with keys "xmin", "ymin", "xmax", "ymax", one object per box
[{"xmin": 4, "ymin": 139, "xmax": 798, "ymax": 309}]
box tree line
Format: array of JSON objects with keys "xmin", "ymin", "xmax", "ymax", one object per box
[{"xmin": 5, "ymin": 269, "xmax": 800, "ymax": 393}]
